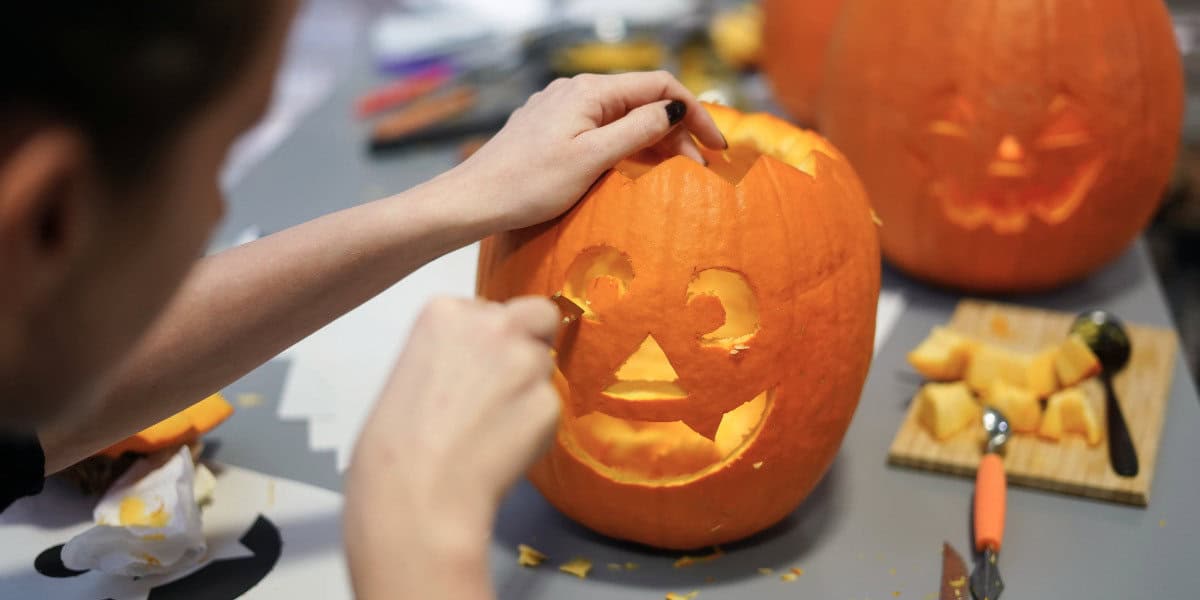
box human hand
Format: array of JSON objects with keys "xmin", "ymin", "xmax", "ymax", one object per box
[
  {"xmin": 343, "ymin": 296, "xmax": 560, "ymax": 599},
  {"xmin": 452, "ymin": 70, "xmax": 727, "ymax": 232}
]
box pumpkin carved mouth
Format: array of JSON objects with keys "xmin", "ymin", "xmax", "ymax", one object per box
[
  {"xmin": 930, "ymin": 157, "xmax": 1105, "ymax": 233},
  {"xmin": 564, "ymin": 368, "xmax": 774, "ymax": 485}
]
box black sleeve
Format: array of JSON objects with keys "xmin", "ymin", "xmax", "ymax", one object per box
[{"xmin": 0, "ymin": 432, "xmax": 45, "ymax": 512}]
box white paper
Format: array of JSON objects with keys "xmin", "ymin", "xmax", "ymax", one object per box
[
  {"xmin": 276, "ymin": 243, "xmax": 481, "ymax": 469},
  {"xmin": 61, "ymin": 448, "xmax": 205, "ymax": 577},
  {"xmin": 0, "ymin": 465, "xmax": 348, "ymax": 600},
  {"xmin": 874, "ymin": 288, "xmax": 907, "ymax": 356}
]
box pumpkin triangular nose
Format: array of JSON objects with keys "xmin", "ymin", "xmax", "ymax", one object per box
[
  {"xmin": 987, "ymin": 135, "xmax": 1030, "ymax": 178},
  {"xmin": 996, "ymin": 135, "xmax": 1024, "ymax": 162},
  {"xmin": 615, "ymin": 335, "xmax": 679, "ymax": 382}
]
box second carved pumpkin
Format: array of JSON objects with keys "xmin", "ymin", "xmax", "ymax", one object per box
[
  {"xmin": 820, "ymin": 0, "xmax": 1183, "ymax": 292},
  {"xmin": 762, "ymin": 0, "xmax": 847, "ymax": 125}
]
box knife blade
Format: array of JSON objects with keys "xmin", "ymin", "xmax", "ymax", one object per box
[
  {"xmin": 939, "ymin": 542, "xmax": 970, "ymax": 600},
  {"xmin": 550, "ymin": 293, "xmax": 585, "ymax": 325}
]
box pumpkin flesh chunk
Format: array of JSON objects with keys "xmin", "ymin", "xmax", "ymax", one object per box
[
  {"xmin": 915, "ymin": 381, "xmax": 979, "ymax": 440},
  {"xmin": 565, "ymin": 390, "xmax": 771, "ymax": 483}
]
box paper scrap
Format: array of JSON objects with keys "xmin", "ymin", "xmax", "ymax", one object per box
[
  {"xmin": 61, "ymin": 448, "xmax": 205, "ymax": 577},
  {"xmin": 875, "ymin": 288, "xmax": 906, "ymax": 355}
]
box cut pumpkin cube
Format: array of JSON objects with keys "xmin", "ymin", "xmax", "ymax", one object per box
[
  {"xmin": 981, "ymin": 379, "xmax": 1041, "ymax": 433},
  {"xmin": 907, "ymin": 327, "xmax": 976, "ymax": 381},
  {"xmin": 1038, "ymin": 387, "xmax": 1102, "ymax": 446},
  {"xmin": 1055, "ymin": 333, "xmax": 1102, "ymax": 387},
  {"xmin": 965, "ymin": 343, "xmax": 1058, "ymax": 397},
  {"xmin": 916, "ymin": 382, "xmax": 980, "ymax": 440}
]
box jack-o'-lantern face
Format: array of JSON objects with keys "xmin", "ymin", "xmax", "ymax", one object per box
[
  {"xmin": 819, "ymin": 0, "xmax": 1183, "ymax": 292},
  {"xmin": 555, "ymin": 245, "xmax": 774, "ymax": 482},
  {"xmin": 477, "ymin": 103, "xmax": 881, "ymax": 549},
  {"xmin": 909, "ymin": 86, "xmax": 1106, "ymax": 233}
]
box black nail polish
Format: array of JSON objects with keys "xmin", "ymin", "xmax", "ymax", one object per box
[{"xmin": 666, "ymin": 100, "xmax": 687, "ymax": 125}]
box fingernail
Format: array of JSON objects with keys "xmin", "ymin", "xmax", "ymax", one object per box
[
  {"xmin": 666, "ymin": 100, "xmax": 687, "ymax": 126},
  {"xmin": 720, "ymin": 132, "xmax": 729, "ymax": 149}
]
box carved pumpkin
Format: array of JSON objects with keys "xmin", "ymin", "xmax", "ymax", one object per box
[
  {"xmin": 477, "ymin": 104, "xmax": 880, "ymax": 549},
  {"xmin": 762, "ymin": 0, "xmax": 847, "ymax": 125},
  {"xmin": 819, "ymin": 0, "xmax": 1183, "ymax": 291}
]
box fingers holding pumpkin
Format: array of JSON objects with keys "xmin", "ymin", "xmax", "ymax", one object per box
[
  {"xmin": 652, "ymin": 123, "xmax": 708, "ymax": 167},
  {"xmin": 572, "ymin": 71, "xmax": 726, "ymax": 151},
  {"xmin": 578, "ymin": 100, "xmax": 706, "ymax": 170}
]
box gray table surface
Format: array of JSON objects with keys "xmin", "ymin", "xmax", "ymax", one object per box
[{"xmin": 210, "ymin": 63, "xmax": 1200, "ymax": 599}]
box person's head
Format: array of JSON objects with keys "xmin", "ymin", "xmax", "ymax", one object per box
[{"xmin": 0, "ymin": 2, "xmax": 298, "ymax": 430}]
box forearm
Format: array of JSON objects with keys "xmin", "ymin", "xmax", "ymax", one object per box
[{"xmin": 40, "ymin": 169, "xmax": 498, "ymax": 474}]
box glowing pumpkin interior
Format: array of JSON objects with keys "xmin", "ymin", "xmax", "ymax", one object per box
[{"xmin": 552, "ymin": 110, "xmax": 836, "ymax": 484}]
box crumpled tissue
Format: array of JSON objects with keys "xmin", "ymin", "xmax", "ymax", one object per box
[{"xmin": 61, "ymin": 446, "xmax": 208, "ymax": 576}]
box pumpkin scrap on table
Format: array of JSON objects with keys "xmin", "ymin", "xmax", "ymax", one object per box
[
  {"xmin": 665, "ymin": 592, "xmax": 699, "ymax": 600},
  {"xmin": 673, "ymin": 547, "xmax": 723, "ymax": 568},
  {"xmin": 102, "ymin": 394, "xmax": 234, "ymax": 458},
  {"xmin": 61, "ymin": 394, "xmax": 234, "ymax": 494},
  {"xmin": 477, "ymin": 102, "xmax": 880, "ymax": 550},
  {"xmin": 517, "ymin": 544, "xmax": 548, "ymax": 567},
  {"xmin": 558, "ymin": 557, "xmax": 593, "ymax": 579}
]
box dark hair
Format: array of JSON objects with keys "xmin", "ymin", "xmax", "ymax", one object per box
[{"xmin": 1, "ymin": 3, "xmax": 274, "ymax": 181}]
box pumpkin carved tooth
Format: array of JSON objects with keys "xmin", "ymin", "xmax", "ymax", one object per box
[
  {"xmin": 681, "ymin": 414, "xmax": 724, "ymax": 441},
  {"xmin": 477, "ymin": 102, "xmax": 879, "ymax": 549}
]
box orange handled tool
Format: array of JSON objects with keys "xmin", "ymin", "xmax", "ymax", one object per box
[
  {"xmin": 970, "ymin": 414, "xmax": 1008, "ymax": 600},
  {"xmin": 973, "ymin": 452, "xmax": 1006, "ymax": 553}
]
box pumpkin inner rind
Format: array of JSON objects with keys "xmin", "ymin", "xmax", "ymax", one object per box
[{"xmin": 562, "ymin": 388, "xmax": 773, "ymax": 484}]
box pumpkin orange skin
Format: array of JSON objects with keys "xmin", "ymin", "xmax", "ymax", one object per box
[
  {"xmin": 819, "ymin": 0, "xmax": 1183, "ymax": 292},
  {"xmin": 101, "ymin": 394, "xmax": 233, "ymax": 458},
  {"xmin": 762, "ymin": 0, "xmax": 846, "ymax": 125},
  {"xmin": 477, "ymin": 105, "xmax": 880, "ymax": 549}
]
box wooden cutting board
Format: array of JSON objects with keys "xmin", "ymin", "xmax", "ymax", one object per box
[{"xmin": 887, "ymin": 300, "xmax": 1179, "ymax": 506}]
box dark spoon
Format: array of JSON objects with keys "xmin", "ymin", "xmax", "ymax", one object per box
[{"xmin": 1070, "ymin": 310, "xmax": 1138, "ymax": 477}]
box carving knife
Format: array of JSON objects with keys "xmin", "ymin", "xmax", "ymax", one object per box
[{"xmin": 939, "ymin": 542, "xmax": 970, "ymax": 600}]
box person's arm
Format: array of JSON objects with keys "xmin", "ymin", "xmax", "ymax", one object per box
[
  {"xmin": 39, "ymin": 71, "xmax": 724, "ymax": 481},
  {"xmin": 344, "ymin": 297, "xmax": 560, "ymax": 600},
  {"xmin": 38, "ymin": 170, "xmax": 494, "ymax": 474},
  {"xmin": 340, "ymin": 72, "xmax": 727, "ymax": 600}
]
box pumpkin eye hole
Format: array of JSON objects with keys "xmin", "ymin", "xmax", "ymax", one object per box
[
  {"xmin": 1035, "ymin": 95, "xmax": 1092, "ymax": 150},
  {"xmin": 686, "ymin": 268, "xmax": 760, "ymax": 348},
  {"xmin": 563, "ymin": 245, "xmax": 633, "ymax": 320},
  {"xmin": 926, "ymin": 94, "xmax": 976, "ymax": 139}
]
